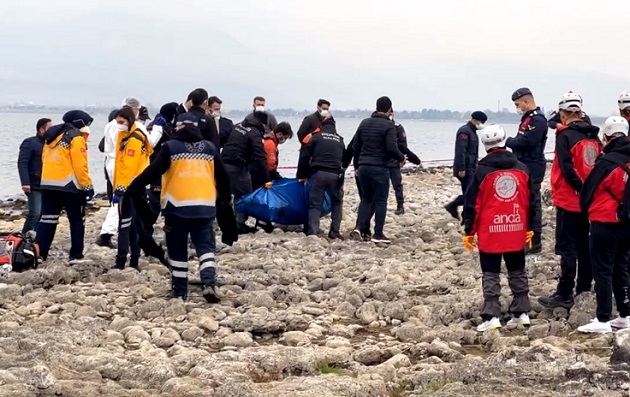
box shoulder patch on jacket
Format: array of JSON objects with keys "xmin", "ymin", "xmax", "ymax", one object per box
[
  {"xmin": 459, "ymin": 133, "xmax": 468, "ymax": 140},
  {"xmin": 127, "ymin": 149, "xmax": 135, "ymax": 157}
]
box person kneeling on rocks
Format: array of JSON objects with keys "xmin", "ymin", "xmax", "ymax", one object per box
[
  {"xmin": 462, "ymin": 124, "xmax": 534, "ymax": 332},
  {"xmin": 127, "ymin": 113, "xmax": 233, "ymax": 302},
  {"xmin": 577, "ymin": 116, "xmax": 630, "ymax": 334}
]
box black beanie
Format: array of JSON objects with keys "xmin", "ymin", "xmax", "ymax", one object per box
[
  {"xmin": 159, "ymin": 102, "xmax": 179, "ymax": 124},
  {"xmin": 471, "ymin": 111, "xmax": 488, "ymax": 122},
  {"xmin": 63, "ymin": 110, "xmax": 93, "ymax": 129},
  {"xmin": 376, "ymin": 96, "xmax": 392, "ymax": 113}
]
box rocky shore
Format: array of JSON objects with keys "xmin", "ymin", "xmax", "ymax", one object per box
[{"xmin": 1, "ymin": 167, "xmax": 630, "ymax": 397}]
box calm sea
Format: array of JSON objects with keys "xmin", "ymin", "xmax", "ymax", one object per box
[{"xmin": 0, "ymin": 111, "xmax": 547, "ymax": 198}]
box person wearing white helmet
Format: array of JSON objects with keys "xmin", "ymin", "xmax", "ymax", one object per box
[
  {"xmin": 538, "ymin": 92, "xmax": 602, "ymax": 310},
  {"xmin": 578, "ymin": 116, "xmax": 630, "ymax": 334},
  {"xmin": 547, "ymin": 91, "xmax": 592, "ymax": 129},
  {"xmin": 462, "ymin": 124, "xmax": 534, "ymax": 332},
  {"xmin": 508, "ymin": 88, "xmax": 548, "ymax": 255},
  {"xmin": 619, "ymin": 90, "xmax": 630, "ymax": 122}
]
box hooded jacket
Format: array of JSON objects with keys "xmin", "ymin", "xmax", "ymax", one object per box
[
  {"xmin": 17, "ymin": 134, "xmax": 44, "ymax": 189},
  {"xmin": 506, "ymin": 107, "xmax": 548, "ymax": 180},
  {"xmin": 550, "ymin": 120, "xmax": 602, "ymax": 212},
  {"xmin": 297, "ymin": 112, "xmax": 324, "ymax": 144},
  {"xmin": 262, "ymin": 130, "xmax": 281, "ymax": 180},
  {"xmin": 185, "ymin": 106, "xmax": 220, "ymax": 150},
  {"xmin": 103, "ymin": 117, "xmax": 157, "ymax": 183},
  {"xmin": 40, "ymin": 123, "xmax": 93, "ymax": 195},
  {"xmin": 463, "ymin": 149, "xmax": 534, "ymax": 253},
  {"xmin": 580, "ymin": 136, "xmax": 630, "ymax": 223},
  {"xmin": 128, "ymin": 123, "xmax": 231, "ymax": 219},
  {"xmin": 221, "ymin": 114, "xmax": 271, "ymax": 184},
  {"xmin": 113, "ymin": 123, "xmax": 153, "ymax": 196},
  {"xmin": 297, "ymin": 118, "xmax": 345, "ymax": 179}
]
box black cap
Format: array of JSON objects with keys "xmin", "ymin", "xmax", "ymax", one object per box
[
  {"xmin": 512, "ymin": 87, "xmax": 532, "ymax": 101},
  {"xmin": 139, "ymin": 106, "xmax": 151, "ymax": 121},
  {"xmin": 62, "ymin": 110, "xmax": 93, "ymax": 129},
  {"xmin": 376, "ymin": 96, "xmax": 392, "ymax": 113},
  {"xmin": 471, "ymin": 111, "xmax": 488, "ymax": 122}
]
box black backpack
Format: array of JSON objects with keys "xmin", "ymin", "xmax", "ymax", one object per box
[
  {"xmin": 602, "ymin": 155, "xmax": 630, "ymax": 222},
  {"xmin": 0, "ymin": 232, "xmax": 40, "ymax": 272}
]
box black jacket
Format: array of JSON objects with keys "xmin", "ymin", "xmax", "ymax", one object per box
[
  {"xmin": 548, "ymin": 111, "xmax": 592, "ymax": 129},
  {"xmin": 453, "ymin": 121, "xmax": 479, "ymax": 176},
  {"xmin": 297, "ymin": 119, "xmax": 345, "ymax": 179},
  {"xmin": 218, "ymin": 117, "xmax": 235, "ymax": 149},
  {"xmin": 389, "ymin": 121, "xmax": 421, "ymax": 168},
  {"xmin": 352, "ymin": 112, "xmax": 404, "ymax": 169},
  {"xmin": 463, "ymin": 149, "xmax": 534, "ymax": 235},
  {"xmin": 246, "ymin": 111, "xmax": 278, "ymax": 131},
  {"xmin": 342, "ymin": 135, "xmax": 355, "ymax": 170},
  {"xmin": 17, "ymin": 135, "xmax": 44, "ymax": 189},
  {"xmin": 297, "ymin": 112, "xmax": 323, "ymax": 144},
  {"xmin": 221, "ymin": 114, "xmax": 270, "ymax": 184},
  {"xmin": 580, "ymin": 137, "xmax": 630, "ymax": 214},
  {"xmin": 506, "ymin": 108, "xmax": 548, "ymax": 181},
  {"xmin": 182, "ymin": 106, "xmax": 220, "ymax": 150}
]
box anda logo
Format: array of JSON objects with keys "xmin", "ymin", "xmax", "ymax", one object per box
[
  {"xmin": 493, "ymin": 173, "xmax": 519, "ymax": 202},
  {"xmin": 489, "ymin": 204, "xmax": 524, "ymax": 233}
]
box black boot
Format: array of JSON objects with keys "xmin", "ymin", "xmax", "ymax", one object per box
[
  {"xmin": 444, "ymin": 202, "xmax": 460, "ymax": 221},
  {"xmin": 394, "ymin": 203, "xmax": 405, "ymax": 215},
  {"xmin": 129, "ymin": 256, "xmax": 140, "ymax": 272},
  {"xmin": 96, "ymin": 234, "xmax": 115, "ymax": 249},
  {"xmin": 525, "ymin": 232, "xmax": 542, "ymax": 255},
  {"xmin": 538, "ymin": 293, "xmax": 574, "ymax": 309},
  {"xmin": 113, "ymin": 256, "xmax": 126, "ymax": 270}
]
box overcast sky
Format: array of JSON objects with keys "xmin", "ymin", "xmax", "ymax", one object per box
[{"xmin": 2, "ymin": 0, "xmax": 629, "ymax": 115}]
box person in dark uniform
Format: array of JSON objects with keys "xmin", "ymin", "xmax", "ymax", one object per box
[
  {"xmin": 208, "ymin": 96, "xmax": 234, "ymax": 149},
  {"xmin": 18, "ymin": 118, "xmax": 50, "ymax": 235},
  {"xmin": 183, "ymin": 88, "xmax": 220, "ymax": 150},
  {"xmin": 463, "ymin": 124, "xmax": 534, "ymax": 332},
  {"xmin": 297, "ymin": 116, "xmax": 345, "ymax": 238},
  {"xmin": 507, "ymin": 87, "xmax": 549, "ymax": 254},
  {"xmin": 445, "ymin": 111, "xmax": 487, "ymax": 220},
  {"xmin": 297, "ymin": 99, "xmax": 331, "ymax": 144},
  {"xmin": 577, "ymin": 116, "xmax": 630, "ymax": 334},
  {"xmin": 538, "ymin": 92, "xmax": 602, "ymax": 310},
  {"xmin": 390, "ymin": 112, "xmax": 422, "ymax": 215},
  {"xmin": 127, "ymin": 113, "xmax": 234, "ymax": 302},
  {"xmin": 221, "ymin": 111, "xmax": 271, "ymax": 234}
]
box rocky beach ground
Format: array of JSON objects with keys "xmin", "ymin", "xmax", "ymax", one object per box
[{"xmin": 2, "ymin": 166, "xmax": 630, "ymax": 397}]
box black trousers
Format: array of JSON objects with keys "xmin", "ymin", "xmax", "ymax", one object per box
[
  {"xmin": 356, "ymin": 166, "xmax": 390, "ymax": 236},
  {"xmin": 554, "ymin": 208, "xmax": 592, "ymax": 296},
  {"xmin": 164, "ymin": 215, "xmax": 216, "ymax": 297},
  {"xmin": 307, "ymin": 171, "xmax": 343, "ymax": 235},
  {"xmin": 36, "ymin": 190, "xmax": 86, "ymax": 260},
  {"xmin": 225, "ymin": 163, "xmax": 253, "ymax": 225},
  {"xmin": 590, "ymin": 222, "xmax": 630, "ymax": 322},
  {"xmin": 105, "ymin": 166, "xmax": 113, "ymax": 204},
  {"xmin": 454, "ymin": 169, "xmax": 474, "ymax": 207},
  {"xmin": 479, "ymin": 250, "xmax": 531, "ymax": 320},
  {"xmin": 116, "ymin": 194, "xmax": 140, "ymax": 266},
  {"xmin": 389, "ymin": 166, "xmax": 404, "ymax": 205},
  {"xmin": 530, "ymin": 179, "xmax": 543, "ymax": 234}
]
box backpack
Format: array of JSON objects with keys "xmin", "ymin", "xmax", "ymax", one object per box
[
  {"xmin": 0, "ymin": 232, "xmax": 40, "ymax": 272},
  {"xmin": 602, "ymin": 156, "xmax": 630, "ymax": 222}
]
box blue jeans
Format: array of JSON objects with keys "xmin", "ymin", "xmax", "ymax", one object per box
[
  {"xmin": 357, "ymin": 166, "xmax": 390, "ymax": 236},
  {"xmin": 22, "ymin": 190, "xmax": 42, "ymax": 234}
]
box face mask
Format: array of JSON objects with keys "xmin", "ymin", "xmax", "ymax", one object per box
[
  {"xmin": 319, "ymin": 109, "xmax": 330, "ymax": 117},
  {"xmin": 255, "ymin": 106, "xmax": 265, "ymax": 113},
  {"xmin": 117, "ymin": 123, "xmax": 129, "ymax": 131},
  {"xmin": 212, "ymin": 111, "xmax": 221, "ymax": 118},
  {"xmin": 476, "ymin": 123, "xmax": 485, "ymax": 130},
  {"xmin": 516, "ymin": 108, "xmax": 524, "ymax": 116},
  {"xmin": 278, "ymin": 136, "xmax": 287, "ymax": 144},
  {"xmin": 389, "ymin": 115, "xmax": 394, "ymax": 121}
]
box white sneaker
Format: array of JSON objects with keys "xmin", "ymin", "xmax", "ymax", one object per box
[
  {"xmin": 506, "ymin": 313, "xmax": 530, "ymax": 328},
  {"xmin": 609, "ymin": 316, "xmax": 630, "ymax": 329},
  {"xmin": 477, "ymin": 317, "xmax": 502, "ymax": 332},
  {"xmin": 577, "ymin": 318, "xmax": 613, "ymax": 334}
]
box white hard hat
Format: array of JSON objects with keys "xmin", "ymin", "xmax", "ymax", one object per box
[
  {"xmin": 558, "ymin": 91, "xmax": 583, "ymax": 112},
  {"xmin": 480, "ymin": 124, "xmax": 507, "ymax": 150},
  {"xmin": 601, "ymin": 116, "xmax": 629, "ymax": 138},
  {"xmin": 618, "ymin": 90, "xmax": 630, "ymax": 110}
]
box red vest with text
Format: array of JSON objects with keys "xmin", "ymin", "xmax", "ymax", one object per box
[{"xmin": 473, "ymin": 169, "xmax": 531, "ymax": 253}]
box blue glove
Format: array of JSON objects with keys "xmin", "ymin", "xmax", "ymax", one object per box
[
  {"xmin": 154, "ymin": 116, "xmax": 167, "ymax": 127},
  {"xmin": 85, "ymin": 188, "xmax": 95, "ymax": 202},
  {"xmin": 112, "ymin": 194, "xmax": 121, "ymax": 204}
]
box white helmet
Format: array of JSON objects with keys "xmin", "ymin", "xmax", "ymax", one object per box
[
  {"xmin": 558, "ymin": 91, "xmax": 583, "ymax": 112},
  {"xmin": 618, "ymin": 90, "xmax": 630, "ymax": 110},
  {"xmin": 480, "ymin": 124, "xmax": 507, "ymax": 150},
  {"xmin": 601, "ymin": 116, "xmax": 629, "ymax": 139}
]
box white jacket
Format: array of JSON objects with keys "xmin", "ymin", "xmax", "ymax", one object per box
[{"xmin": 103, "ymin": 120, "xmax": 161, "ymax": 182}]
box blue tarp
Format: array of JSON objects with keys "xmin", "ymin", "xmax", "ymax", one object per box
[{"xmin": 235, "ymin": 178, "xmax": 332, "ymax": 225}]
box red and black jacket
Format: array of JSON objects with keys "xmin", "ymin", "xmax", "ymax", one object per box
[
  {"xmin": 463, "ymin": 149, "xmax": 534, "ymax": 254},
  {"xmin": 550, "ymin": 121, "xmax": 602, "ymax": 212},
  {"xmin": 580, "ymin": 137, "xmax": 630, "ymax": 223}
]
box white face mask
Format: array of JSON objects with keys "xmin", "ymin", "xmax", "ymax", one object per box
[
  {"xmin": 389, "ymin": 115, "xmax": 394, "ymax": 121},
  {"xmin": 476, "ymin": 123, "xmax": 485, "ymax": 130},
  {"xmin": 117, "ymin": 123, "xmax": 129, "ymax": 131},
  {"xmin": 516, "ymin": 108, "xmax": 524, "ymax": 116},
  {"xmin": 212, "ymin": 111, "xmax": 221, "ymax": 118},
  {"xmin": 320, "ymin": 109, "xmax": 330, "ymax": 118},
  {"xmin": 255, "ymin": 105, "xmax": 265, "ymax": 113}
]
